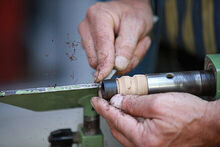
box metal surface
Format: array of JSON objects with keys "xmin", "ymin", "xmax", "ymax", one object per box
[
  {"xmin": 0, "ymin": 68, "xmax": 117, "ymax": 111},
  {"xmin": 0, "ymin": 83, "xmax": 100, "ymax": 97},
  {"xmin": 101, "ymin": 79, "xmax": 118, "ymax": 100},
  {"xmin": 101, "ymin": 70, "xmax": 216, "ymax": 100},
  {"xmin": 83, "ymin": 116, "xmax": 100, "ymax": 135},
  {"xmin": 0, "ymin": 83, "xmax": 99, "ymax": 111},
  {"xmin": 147, "ymin": 70, "xmax": 216, "ymax": 97},
  {"xmin": 105, "ymin": 69, "xmax": 116, "ymax": 80},
  {"xmin": 205, "ymin": 54, "xmax": 220, "ymax": 99}
]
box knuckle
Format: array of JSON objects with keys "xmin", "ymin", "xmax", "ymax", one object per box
[
  {"xmin": 86, "ymin": 2, "xmax": 104, "ymax": 19},
  {"xmin": 135, "ymin": 18, "xmax": 148, "ymax": 35},
  {"xmin": 123, "ymin": 11, "xmax": 147, "ymax": 28}
]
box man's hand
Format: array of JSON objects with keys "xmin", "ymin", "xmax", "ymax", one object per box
[
  {"xmin": 78, "ymin": 0, "xmax": 153, "ymax": 82},
  {"xmin": 91, "ymin": 93, "xmax": 220, "ymax": 147}
]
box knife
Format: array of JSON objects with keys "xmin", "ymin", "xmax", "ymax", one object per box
[{"xmin": 0, "ymin": 69, "xmax": 116, "ymax": 111}]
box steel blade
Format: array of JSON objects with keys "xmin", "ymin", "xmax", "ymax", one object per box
[{"xmin": 0, "ymin": 83, "xmax": 100, "ymax": 111}]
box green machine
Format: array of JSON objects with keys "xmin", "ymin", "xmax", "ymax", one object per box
[
  {"xmin": 205, "ymin": 54, "xmax": 220, "ymax": 99},
  {"xmin": 0, "ymin": 84, "xmax": 103, "ymax": 147},
  {"xmin": 0, "ymin": 54, "xmax": 219, "ymax": 147}
]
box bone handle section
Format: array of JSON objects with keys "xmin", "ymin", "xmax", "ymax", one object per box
[{"xmin": 116, "ymin": 75, "xmax": 148, "ymax": 95}]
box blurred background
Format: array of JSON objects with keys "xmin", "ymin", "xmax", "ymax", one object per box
[{"xmin": 0, "ymin": 0, "xmax": 122, "ymax": 146}]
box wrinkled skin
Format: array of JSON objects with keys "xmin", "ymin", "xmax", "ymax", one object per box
[
  {"xmin": 79, "ymin": 0, "xmax": 220, "ymax": 146},
  {"xmin": 91, "ymin": 93, "xmax": 220, "ymax": 147},
  {"xmin": 78, "ymin": 0, "xmax": 153, "ymax": 82}
]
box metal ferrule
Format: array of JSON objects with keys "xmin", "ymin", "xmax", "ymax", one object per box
[
  {"xmin": 101, "ymin": 79, "xmax": 118, "ymax": 100},
  {"xmin": 147, "ymin": 70, "xmax": 216, "ymax": 97}
]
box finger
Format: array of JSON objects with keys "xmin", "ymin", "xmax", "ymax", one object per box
[
  {"xmin": 90, "ymin": 97, "xmax": 140, "ymax": 142},
  {"xmin": 134, "ymin": 36, "xmax": 151, "ymax": 61},
  {"xmin": 107, "ymin": 120, "xmax": 135, "ymax": 147},
  {"xmin": 116, "ymin": 36, "xmax": 151, "ymax": 75},
  {"xmin": 78, "ymin": 19, "xmax": 97, "ymax": 68},
  {"xmin": 110, "ymin": 94, "xmax": 162, "ymax": 119},
  {"xmin": 110, "ymin": 95, "xmax": 146, "ymax": 122},
  {"xmin": 88, "ymin": 14, "xmax": 115, "ymax": 82},
  {"xmin": 114, "ymin": 15, "xmax": 147, "ymax": 71}
]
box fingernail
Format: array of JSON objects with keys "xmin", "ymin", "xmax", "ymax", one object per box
[
  {"xmin": 110, "ymin": 94, "xmax": 123, "ymax": 109},
  {"xmin": 115, "ymin": 56, "xmax": 129, "ymax": 71}
]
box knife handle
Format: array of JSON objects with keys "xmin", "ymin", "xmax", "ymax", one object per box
[
  {"xmin": 101, "ymin": 75, "xmax": 148, "ymax": 99},
  {"xmin": 101, "ymin": 71, "xmax": 216, "ymax": 100}
]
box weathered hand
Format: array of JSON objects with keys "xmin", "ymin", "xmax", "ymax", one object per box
[
  {"xmin": 91, "ymin": 93, "xmax": 220, "ymax": 147},
  {"xmin": 78, "ymin": 0, "xmax": 153, "ymax": 82}
]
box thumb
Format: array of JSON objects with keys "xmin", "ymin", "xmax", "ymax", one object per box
[
  {"xmin": 90, "ymin": 97, "xmax": 140, "ymax": 141},
  {"xmin": 110, "ymin": 94, "xmax": 158, "ymax": 118}
]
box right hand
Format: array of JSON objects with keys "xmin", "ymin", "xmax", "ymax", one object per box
[
  {"xmin": 91, "ymin": 93, "xmax": 220, "ymax": 147},
  {"xmin": 78, "ymin": 0, "xmax": 153, "ymax": 82}
]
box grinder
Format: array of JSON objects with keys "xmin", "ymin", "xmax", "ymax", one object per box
[{"xmin": 101, "ymin": 54, "xmax": 220, "ymax": 100}]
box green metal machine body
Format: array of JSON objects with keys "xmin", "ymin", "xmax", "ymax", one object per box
[
  {"xmin": 0, "ymin": 84, "xmax": 103, "ymax": 147},
  {"xmin": 205, "ymin": 54, "xmax": 220, "ymax": 99}
]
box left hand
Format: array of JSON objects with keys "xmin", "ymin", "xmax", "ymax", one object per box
[
  {"xmin": 78, "ymin": 0, "xmax": 153, "ymax": 82},
  {"xmin": 91, "ymin": 93, "xmax": 219, "ymax": 147}
]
